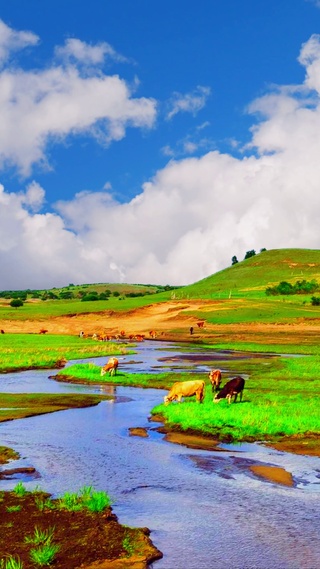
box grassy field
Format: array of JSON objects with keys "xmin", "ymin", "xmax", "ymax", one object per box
[
  {"xmin": 0, "ymin": 334, "xmax": 132, "ymax": 373},
  {"xmin": 52, "ymin": 355, "xmax": 320, "ymax": 445},
  {"xmin": 1, "ymin": 248, "xmax": 320, "ymax": 451}
]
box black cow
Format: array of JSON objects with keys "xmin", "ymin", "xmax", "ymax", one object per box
[{"xmin": 214, "ymin": 376, "xmax": 245, "ymax": 404}]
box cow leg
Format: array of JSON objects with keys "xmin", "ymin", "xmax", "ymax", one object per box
[{"xmin": 240, "ymin": 390, "xmax": 243, "ymax": 402}]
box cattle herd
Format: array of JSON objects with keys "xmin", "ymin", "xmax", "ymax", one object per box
[
  {"xmin": 163, "ymin": 372, "xmax": 245, "ymax": 405},
  {"xmin": 100, "ymin": 357, "xmax": 245, "ymax": 406}
]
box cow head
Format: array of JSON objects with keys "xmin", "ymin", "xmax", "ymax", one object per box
[{"xmin": 163, "ymin": 395, "xmax": 171, "ymax": 405}]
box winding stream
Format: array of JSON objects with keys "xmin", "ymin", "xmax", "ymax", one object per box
[{"xmin": 1, "ymin": 341, "xmax": 320, "ymax": 568}]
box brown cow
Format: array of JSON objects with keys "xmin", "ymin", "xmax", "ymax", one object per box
[
  {"xmin": 164, "ymin": 380, "xmax": 205, "ymax": 405},
  {"xmin": 101, "ymin": 357, "xmax": 119, "ymax": 377},
  {"xmin": 149, "ymin": 330, "xmax": 157, "ymax": 339},
  {"xmin": 214, "ymin": 376, "xmax": 245, "ymax": 404},
  {"xmin": 209, "ymin": 369, "xmax": 222, "ymax": 393},
  {"xmin": 197, "ymin": 321, "xmax": 205, "ymax": 328}
]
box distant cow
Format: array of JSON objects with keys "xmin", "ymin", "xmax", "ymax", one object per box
[
  {"xmin": 164, "ymin": 380, "xmax": 205, "ymax": 405},
  {"xmin": 209, "ymin": 369, "xmax": 222, "ymax": 393},
  {"xmin": 101, "ymin": 357, "xmax": 119, "ymax": 377},
  {"xmin": 197, "ymin": 321, "xmax": 205, "ymax": 328},
  {"xmin": 149, "ymin": 330, "xmax": 157, "ymax": 339},
  {"xmin": 214, "ymin": 376, "xmax": 245, "ymax": 404}
]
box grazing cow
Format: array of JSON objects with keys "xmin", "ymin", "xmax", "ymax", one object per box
[
  {"xmin": 197, "ymin": 321, "xmax": 205, "ymax": 328},
  {"xmin": 164, "ymin": 380, "xmax": 205, "ymax": 405},
  {"xmin": 0, "ymin": 329, "xmax": 4, "ymax": 334},
  {"xmin": 214, "ymin": 376, "xmax": 245, "ymax": 404},
  {"xmin": 39, "ymin": 328, "xmax": 48, "ymax": 334},
  {"xmin": 149, "ymin": 330, "xmax": 157, "ymax": 339},
  {"xmin": 209, "ymin": 369, "xmax": 222, "ymax": 393},
  {"xmin": 101, "ymin": 357, "xmax": 119, "ymax": 377}
]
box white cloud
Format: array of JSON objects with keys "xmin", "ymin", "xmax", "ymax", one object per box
[
  {"xmin": 55, "ymin": 38, "xmax": 128, "ymax": 65},
  {"xmin": 2, "ymin": 35, "xmax": 320, "ymax": 289},
  {"xmin": 166, "ymin": 86, "xmax": 211, "ymax": 120},
  {"xmin": 0, "ymin": 20, "xmax": 38, "ymax": 66},
  {"xmin": 0, "ymin": 20, "xmax": 156, "ymax": 177}
]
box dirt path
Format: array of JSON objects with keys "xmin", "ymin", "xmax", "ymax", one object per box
[{"xmin": 2, "ymin": 300, "xmax": 320, "ymax": 345}]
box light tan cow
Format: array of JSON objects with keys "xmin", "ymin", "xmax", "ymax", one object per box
[
  {"xmin": 209, "ymin": 369, "xmax": 222, "ymax": 393},
  {"xmin": 164, "ymin": 380, "xmax": 205, "ymax": 405},
  {"xmin": 101, "ymin": 357, "xmax": 119, "ymax": 377}
]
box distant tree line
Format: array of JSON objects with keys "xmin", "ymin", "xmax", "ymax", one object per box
[
  {"xmin": 266, "ymin": 279, "xmax": 320, "ymax": 296},
  {"xmin": 0, "ymin": 283, "xmax": 180, "ymax": 304}
]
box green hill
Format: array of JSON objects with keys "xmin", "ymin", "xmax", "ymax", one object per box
[{"xmin": 179, "ymin": 248, "xmax": 320, "ymax": 300}]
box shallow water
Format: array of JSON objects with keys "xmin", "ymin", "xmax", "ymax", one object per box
[{"xmin": 1, "ymin": 341, "xmax": 320, "ymax": 568}]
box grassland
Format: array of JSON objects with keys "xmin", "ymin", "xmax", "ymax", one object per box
[
  {"xmin": 1, "ymin": 248, "xmax": 320, "ymax": 454},
  {"xmin": 0, "ymin": 333, "xmax": 131, "ymax": 373}
]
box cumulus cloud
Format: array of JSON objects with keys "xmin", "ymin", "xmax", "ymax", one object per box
[
  {"xmin": 166, "ymin": 86, "xmax": 211, "ymax": 120},
  {"xmin": 0, "ymin": 20, "xmax": 38, "ymax": 66},
  {"xmin": 0, "ymin": 20, "xmax": 156, "ymax": 177},
  {"xmin": 2, "ymin": 34, "xmax": 320, "ymax": 289}
]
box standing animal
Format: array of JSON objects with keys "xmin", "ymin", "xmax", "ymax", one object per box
[
  {"xmin": 101, "ymin": 357, "xmax": 119, "ymax": 377},
  {"xmin": 197, "ymin": 321, "xmax": 205, "ymax": 328},
  {"xmin": 164, "ymin": 380, "xmax": 205, "ymax": 405},
  {"xmin": 214, "ymin": 376, "xmax": 245, "ymax": 404},
  {"xmin": 209, "ymin": 369, "xmax": 222, "ymax": 393}
]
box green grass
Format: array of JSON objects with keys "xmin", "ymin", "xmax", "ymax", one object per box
[
  {"xmin": 6, "ymin": 505, "xmax": 21, "ymax": 513},
  {"xmin": 58, "ymin": 486, "xmax": 111, "ymax": 513},
  {"xmin": 56, "ymin": 363, "xmax": 186, "ymax": 389},
  {"xmin": 0, "ymin": 333, "xmax": 130, "ymax": 373},
  {"xmin": 13, "ymin": 483, "xmax": 27, "ymax": 497},
  {"xmin": 29, "ymin": 543, "xmax": 60, "ymax": 567},
  {"xmin": 24, "ymin": 527, "xmax": 55, "ymax": 546},
  {"xmin": 180, "ymin": 248, "xmax": 320, "ymax": 300},
  {"xmin": 0, "ymin": 556, "xmax": 24, "ymax": 569},
  {"xmin": 0, "ymin": 393, "xmax": 112, "ymax": 423},
  {"xmin": 151, "ymin": 355, "xmax": 320, "ymax": 443}
]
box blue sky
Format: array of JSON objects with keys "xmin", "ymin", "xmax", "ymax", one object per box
[{"xmin": 1, "ymin": 0, "xmax": 320, "ymax": 289}]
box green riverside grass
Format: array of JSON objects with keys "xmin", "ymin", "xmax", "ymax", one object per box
[
  {"xmin": 0, "ymin": 333, "xmax": 131, "ymax": 373},
  {"xmin": 29, "ymin": 543, "xmax": 60, "ymax": 567},
  {"xmin": 24, "ymin": 526, "xmax": 56, "ymax": 546},
  {"xmin": 13, "ymin": 482, "xmax": 27, "ymax": 497},
  {"xmin": 56, "ymin": 363, "xmax": 176, "ymax": 389},
  {"xmin": 152, "ymin": 355, "xmax": 320, "ymax": 442},
  {"xmin": 0, "ymin": 556, "xmax": 24, "ymax": 569},
  {"xmin": 59, "ymin": 485, "xmax": 112, "ymax": 512},
  {"xmin": 56, "ymin": 356, "xmax": 320, "ymax": 443}
]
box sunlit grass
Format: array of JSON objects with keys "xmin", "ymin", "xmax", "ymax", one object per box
[
  {"xmin": 0, "ymin": 334, "xmax": 131, "ymax": 373},
  {"xmin": 151, "ymin": 356, "xmax": 320, "ymax": 442},
  {"xmin": 59, "ymin": 486, "xmax": 112, "ymax": 513}
]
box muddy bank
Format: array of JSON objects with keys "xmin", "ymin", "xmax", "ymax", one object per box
[
  {"xmin": 0, "ymin": 490, "xmax": 162, "ymax": 568},
  {"xmin": 150, "ymin": 415, "xmax": 320, "ymax": 458}
]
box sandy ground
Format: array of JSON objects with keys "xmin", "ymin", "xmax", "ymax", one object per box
[{"xmin": 2, "ymin": 300, "xmax": 320, "ymax": 345}]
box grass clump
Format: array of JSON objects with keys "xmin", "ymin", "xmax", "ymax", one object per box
[
  {"xmin": 13, "ymin": 482, "xmax": 27, "ymax": 497},
  {"xmin": 29, "ymin": 543, "xmax": 60, "ymax": 567},
  {"xmin": 59, "ymin": 486, "xmax": 112, "ymax": 513},
  {"xmin": 24, "ymin": 526, "xmax": 55, "ymax": 546},
  {"xmin": 0, "ymin": 556, "xmax": 24, "ymax": 569}
]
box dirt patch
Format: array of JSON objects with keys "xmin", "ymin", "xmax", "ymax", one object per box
[
  {"xmin": 250, "ymin": 465, "xmax": 294, "ymax": 486},
  {"xmin": 0, "ymin": 491, "xmax": 162, "ymax": 568}
]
